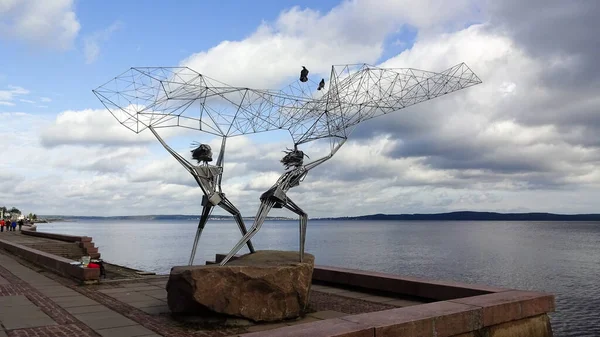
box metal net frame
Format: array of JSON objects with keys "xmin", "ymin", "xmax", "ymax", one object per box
[
  {"xmin": 92, "ymin": 62, "xmax": 482, "ymax": 265},
  {"xmin": 92, "ymin": 63, "xmax": 481, "ymax": 148}
]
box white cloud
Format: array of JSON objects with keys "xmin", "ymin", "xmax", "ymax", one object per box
[
  {"xmin": 0, "ymin": 0, "xmax": 80, "ymax": 50},
  {"xmin": 83, "ymin": 21, "xmax": 121, "ymax": 64},
  {"xmin": 40, "ymin": 108, "xmax": 156, "ymax": 147},
  {"xmin": 0, "ymin": 85, "xmax": 29, "ymax": 106},
  {"xmin": 181, "ymin": 0, "xmax": 479, "ymax": 88},
  {"xmin": 39, "ymin": 97, "xmax": 52, "ymax": 102},
  {"xmin": 3, "ymin": 1, "xmax": 600, "ymax": 218}
]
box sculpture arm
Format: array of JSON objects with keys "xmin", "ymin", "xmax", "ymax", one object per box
[
  {"xmin": 215, "ymin": 136, "xmax": 226, "ymax": 193},
  {"xmin": 148, "ymin": 126, "xmax": 194, "ymax": 173},
  {"xmin": 303, "ymin": 138, "xmax": 347, "ymax": 171}
]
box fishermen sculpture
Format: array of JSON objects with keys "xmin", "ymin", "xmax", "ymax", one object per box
[{"xmin": 94, "ymin": 62, "xmax": 482, "ymax": 265}]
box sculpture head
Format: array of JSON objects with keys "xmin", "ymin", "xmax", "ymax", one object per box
[
  {"xmin": 281, "ymin": 148, "xmax": 306, "ymax": 169},
  {"xmin": 191, "ymin": 143, "xmax": 213, "ymax": 163}
]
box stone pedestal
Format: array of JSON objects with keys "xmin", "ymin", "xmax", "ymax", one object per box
[{"xmin": 166, "ymin": 250, "xmax": 315, "ymax": 322}]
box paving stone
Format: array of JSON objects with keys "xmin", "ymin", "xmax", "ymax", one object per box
[
  {"xmin": 0, "ymin": 306, "xmax": 39, "ymax": 316},
  {"xmin": 121, "ymin": 283, "xmax": 153, "ymax": 288},
  {"xmin": 44, "ymin": 290, "xmax": 81, "ymax": 298},
  {"xmin": 120, "ymin": 286, "xmax": 162, "ymax": 292},
  {"xmin": 99, "ymin": 287, "xmax": 136, "ymax": 294},
  {"xmin": 111, "ymin": 293, "xmax": 156, "ymax": 303},
  {"xmin": 36, "ymin": 285, "xmax": 71, "ymax": 293},
  {"xmin": 1, "ymin": 310, "xmax": 57, "ymax": 329},
  {"xmin": 139, "ymin": 289, "xmax": 167, "ymax": 300},
  {"xmin": 138, "ymin": 305, "xmax": 170, "ymax": 315},
  {"xmin": 74, "ymin": 310, "xmax": 138, "ymax": 330},
  {"xmin": 52, "ymin": 295, "xmax": 100, "ymax": 308},
  {"xmin": 34, "ymin": 284, "xmax": 70, "ymax": 290},
  {"xmin": 127, "ymin": 299, "xmax": 167, "ymax": 309},
  {"xmin": 96, "ymin": 324, "xmax": 156, "ymax": 337},
  {"xmin": 0, "ymin": 295, "xmax": 34, "ymax": 307},
  {"xmin": 307, "ymin": 310, "xmax": 348, "ymax": 320},
  {"xmin": 66, "ymin": 304, "xmax": 114, "ymax": 314},
  {"xmin": 27, "ymin": 278, "xmax": 60, "ymax": 286},
  {"xmin": 147, "ymin": 280, "xmax": 167, "ymax": 285}
]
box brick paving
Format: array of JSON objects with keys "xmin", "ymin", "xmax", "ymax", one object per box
[
  {"xmin": 0, "ymin": 248, "xmax": 426, "ymax": 337},
  {"xmin": 7, "ymin": 324, "xmax": 95, "ymax": 337},
  {"xmin": 73, "ymin": 286, "xmax": 239, "ymax": 337},
  {"xmin": 0, "ymin": 258, "xmax": 99, "ymax": 337}
]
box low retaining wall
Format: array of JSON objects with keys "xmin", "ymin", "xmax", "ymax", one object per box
[
  {"xmin": 240, "ymin": 278, "xmax": 554, "ymax": 337},
  {"xmin": 312, "ymin": 265, "xmax": 507, "ymax": 301},
  {"xmin": 211, "ymin": 254, "xmax": 554, "ymax": 337},
  {"xmin": 0, "ymin": 238, "xmax": 100, "ymax": 284},
  {"xmin": 22, "ymin": 229, "xmax": 100, "ymax": 258}
]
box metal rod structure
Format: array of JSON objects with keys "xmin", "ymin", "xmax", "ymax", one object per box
[
  {"xmin": 94, "ymin": 62, "xmax": 482, "ymax": 266},
  {"xmin": 220, "ymin": 138, "xmax": 347, "ymax": 265},
  {"xmin": 147, "ymin": 126, "xmax": 255, "ymax": 265}
]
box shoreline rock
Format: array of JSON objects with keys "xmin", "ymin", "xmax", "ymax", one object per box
[{"xmin": 166, "ymin": 250, "xmax": 315, "ymax": 322}]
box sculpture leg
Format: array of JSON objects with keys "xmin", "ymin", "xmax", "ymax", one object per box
[
  {"xmin": 282, "ymin": 197, "xmax": 308, "ymax": 263},
  {"xmin": 188, "ymin": 203, "xmax": 213, "ymax": 265},
  {"xmin": 220, "ymin": 200, "xmax": 276, "ymax": 265},
  {"xmin": 218, "ymin": 196, "xmax": 256, "ymax": 253}
]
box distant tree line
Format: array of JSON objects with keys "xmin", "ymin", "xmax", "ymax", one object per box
[
  {"xmin": 1, "ymin": 206, "xmax": 20, "ymax": 214},
  {"xmin": 0, "ymin": 206, "xmax": 36, "ymax": 219}
]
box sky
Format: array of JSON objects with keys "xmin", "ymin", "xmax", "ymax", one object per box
[{"xmin": 0, "ymin": 0, "xmax": 599, "ymax": 217}]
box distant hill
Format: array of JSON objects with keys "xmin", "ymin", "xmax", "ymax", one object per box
[
  {"xmin": 315, "ymin": 211, "xmax": 600, "ymax": 221},
  {"xmin": 39, "ymin": 211, "xmax": 600, "ymax": 222},
  {"xmin": 39, "ymin": 214, "xmax": 292, "ymax": 222}
]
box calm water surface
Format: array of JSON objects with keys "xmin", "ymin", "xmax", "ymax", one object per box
[{"xmin": 37, "ymin": 220, "xmax": 600, "ymax": 337}]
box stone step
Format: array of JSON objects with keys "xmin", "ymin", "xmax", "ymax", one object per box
[{"xmin": 23, "ymin": 242, "xmax": 88, "ymax": 260}]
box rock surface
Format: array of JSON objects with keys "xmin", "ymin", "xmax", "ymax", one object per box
[{"xmin": 166, "ymin": 250, "xmax": 315, "ymax": 322}]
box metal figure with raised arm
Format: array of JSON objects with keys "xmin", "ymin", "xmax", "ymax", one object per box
[
  {"xmin": 147, "ymin": 126, "xmax": 255, "ymax": 265},
  {"xmin": 220, "ymin": 138, "xmax": 346, "ymax": 265}
]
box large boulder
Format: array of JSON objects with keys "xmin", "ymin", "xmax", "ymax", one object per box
[{"xmin": 166, "ymin": 250, "xmax": 315, "ymax": 322}]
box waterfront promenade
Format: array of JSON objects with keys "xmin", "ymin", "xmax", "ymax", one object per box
[
  {"xmin": 0, "ymin": 250, "xmax": 163, "ymax": 337},
  {"xmin": 1, "ymin": 249, "xmax": 404, "ymax": 337},
  {"xmin": 0, "ymin": 231, "xmax": 416, "ymax": 336}
]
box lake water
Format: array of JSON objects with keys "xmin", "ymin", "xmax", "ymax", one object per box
[{"xmin": 37, "ymin": 220, "xmax": 600, "ymax": 337}]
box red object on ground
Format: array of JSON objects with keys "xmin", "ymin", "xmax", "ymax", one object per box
[{"xmin": 87, "ymin": 263, "xmax": 100, "ymax": 269}]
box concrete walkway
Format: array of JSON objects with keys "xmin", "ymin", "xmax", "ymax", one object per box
[{"xmin": 0, "ymin": 251, "xmax": 160, "ymax": 337}]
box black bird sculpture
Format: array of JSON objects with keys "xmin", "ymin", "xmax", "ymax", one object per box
[
  {"xmin": 317, "ymin": 78, "xmax": 325, "ymax": 90},
  {"xmin": 300, "ymin": 66, "xmax": 309, "ymax": 82}
]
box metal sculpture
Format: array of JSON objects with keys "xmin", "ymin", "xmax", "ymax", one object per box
[
  {"xmin": 92, "ymin": 62, "xmax": 482, "ymax": 266},
  {"xmin": 146, "ymin": 127, "xmax": 255, "ymax": 265}
]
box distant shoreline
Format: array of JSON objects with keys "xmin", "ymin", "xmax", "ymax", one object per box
[{"xmin": 38, "ymin": 211, "xmax": 600, "ymax": 222}]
